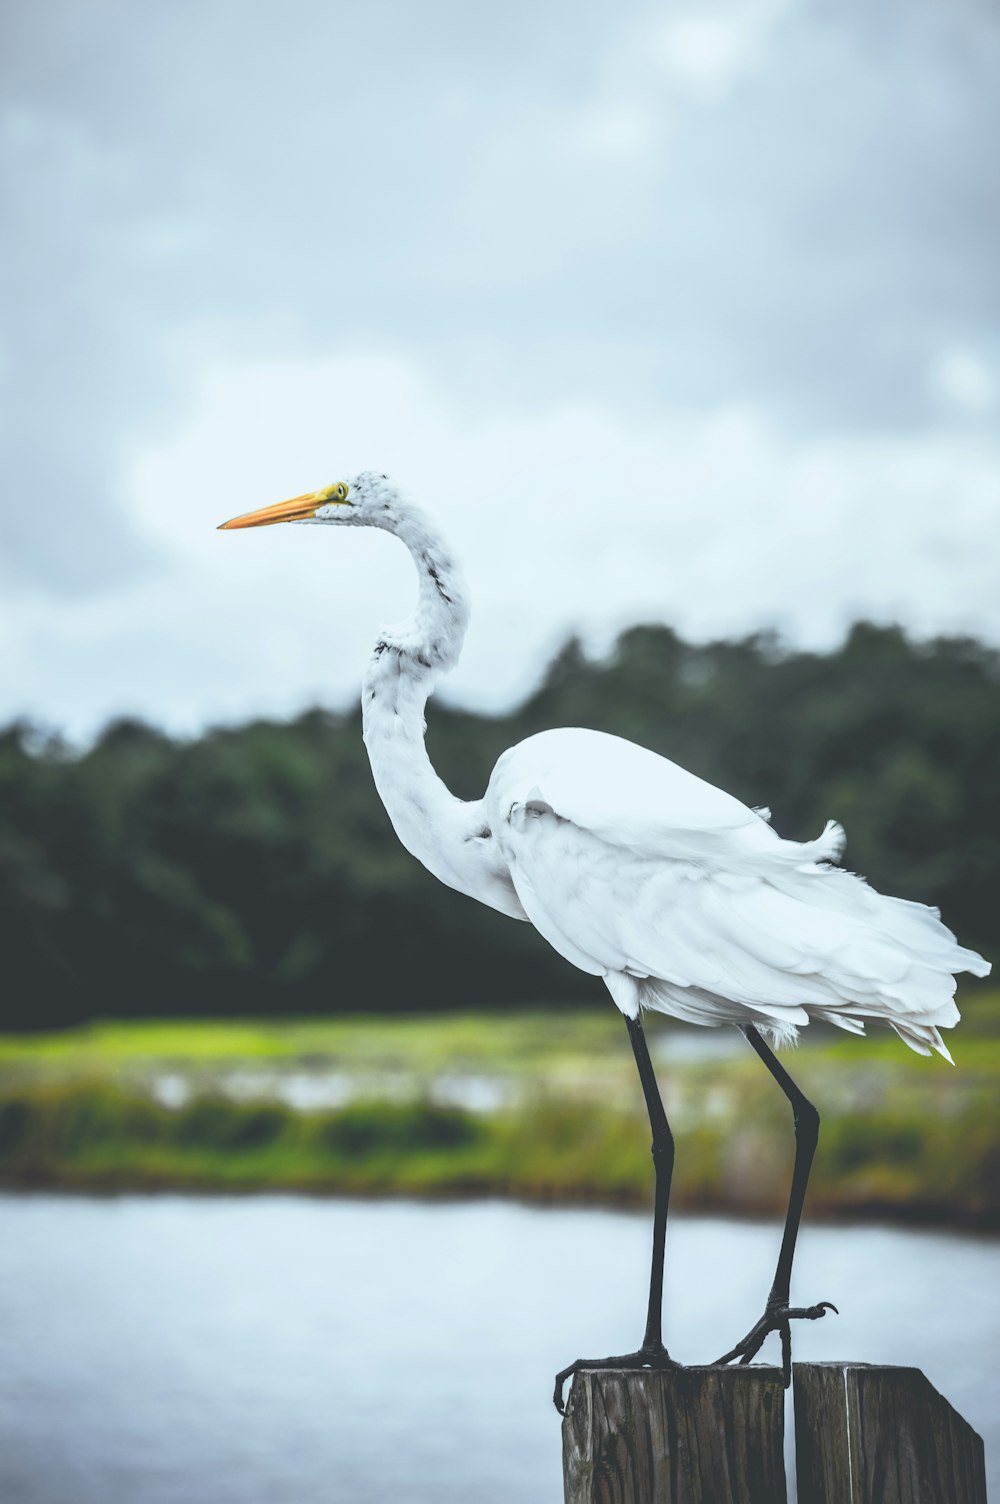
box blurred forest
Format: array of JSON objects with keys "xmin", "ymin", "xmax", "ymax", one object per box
[{"xmin": 2, "ymin": 620, "xmax": 997, "ymax": 1031}]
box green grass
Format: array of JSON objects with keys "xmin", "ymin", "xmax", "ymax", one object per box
[
  {"xmin": 3, "ymin": 999, "xmax": 997, "ymax": 1078},
  {"xmin": 0, "ymin": 1008, "xmax": 630, "ymax": 1080},
  {"xmin": 1, "ymin": 997, "xmax": 998, "ymax": 1225}
]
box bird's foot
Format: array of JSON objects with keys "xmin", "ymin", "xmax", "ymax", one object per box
[
  {"xmin": 553, "ymin": 1343, "xmax": 680, "ymax": 1414},
  {"xmin": 715, "ymin": 1299, "xmax": 838, "ymax": 1387}
]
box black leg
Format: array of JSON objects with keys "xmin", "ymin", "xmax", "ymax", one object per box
[
  {"xmin": 626, "ymin": 1012, "xmax": 675, "ymax": 1352},
  {"xmin": 715, "ymin": 1025, "xmax": 837, "ymax": 1382},
  {"xmin": 553, "ymin": 1012, "xmax": 679, "ymax": 1413}
]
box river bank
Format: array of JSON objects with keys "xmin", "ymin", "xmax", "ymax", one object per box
[{"xmin": 2, "ymin": 1007, "xmax": 998, "ymax": 1225}]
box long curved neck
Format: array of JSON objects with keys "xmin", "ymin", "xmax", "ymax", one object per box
[{"xmin": 361, "ymin": 501, "xmax": 474, "ymax": 887}]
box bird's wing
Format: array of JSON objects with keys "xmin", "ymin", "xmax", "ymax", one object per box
[
  {"xmin": 485, "ymin": 726, "xmax": 838, "ymax": 982},
  {"xmin": 487, "ymin": 727, "xmax": 840, "ymax": 870},
  {"xmin": 485, "ymin": 728, "xmax": 980, "ymax": 1048}
]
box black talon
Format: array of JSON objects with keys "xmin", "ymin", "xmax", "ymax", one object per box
[
  {"xmin": 554, "ymin": 1361, "xmax": 579, "ymax": 1414},
  {"xmin": 553, "ymin": 1346, "xmax": 680, "ymax": 1415},
  {"xmin": 715, "ymin": 1298, "xmax": 839, "ymax": 1385}
]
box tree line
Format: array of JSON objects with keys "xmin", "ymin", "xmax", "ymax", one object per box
[{"xmin": 1, "ymin": 621, "xmax": 997, "ymax": 1029}]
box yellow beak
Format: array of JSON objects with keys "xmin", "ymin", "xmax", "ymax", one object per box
[{"xmin": 218, "ymin": 490, "xmax": 328, "ymax": 530}]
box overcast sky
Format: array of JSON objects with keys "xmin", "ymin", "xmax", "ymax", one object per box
[{"xmin": 3, "ymin": 0, "xmax": 999, "ymax": 738}]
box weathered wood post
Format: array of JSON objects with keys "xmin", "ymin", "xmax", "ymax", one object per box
[
  {"xmin": 794, "ymin": 1363, "xmax": 987, "ymax": 1504},
  {"xmin": 562, "ymin": 1363, "xmax": 988, "ymax": 1504},
  {"xmin": 562, "ymin": 1366, "xmax": 787, "ymax": 1504}
]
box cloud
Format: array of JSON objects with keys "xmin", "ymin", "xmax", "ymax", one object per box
[
  {"xmin": 932, "ymin": 348, "xmax": 997, "ymax": 416},
  {"xmin": 3, "ymin": 348, "xmax": 997, "ymax": 740},
  {"xmin": 652, "ymin": 0, "xmax": 795, "ymax": 100},
  {"xmin": 1, "ymin": 0, "xmax": 998, "ymax": 733}
]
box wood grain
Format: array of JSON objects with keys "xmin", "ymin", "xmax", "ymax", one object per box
[
  {"xmin": 793, "ymin": 1362, "xmax": 987, "ymax": 1504},
  {"xmin": 562, "ymin": 1365, "xmax": 787, "ymax": 1504}
]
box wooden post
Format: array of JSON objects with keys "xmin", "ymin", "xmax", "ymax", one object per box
[
  {"xmin": 562, "ymin": 1363, "xmax": 987, "ymax": 1504},
  {"xmin": 793, "ymin": 1363, "xmax": 987, "ymax": 1504},
  {"xmin": 562, "ymin": 1366, "xmax": 787, "ymax": 1504}
]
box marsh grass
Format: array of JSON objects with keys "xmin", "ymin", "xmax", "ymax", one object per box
[{"xmin": 1, "ymin": 1000, "xmax": 998, "ymax": 1224}]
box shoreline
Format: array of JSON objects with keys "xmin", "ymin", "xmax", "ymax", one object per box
[
  {"xmin": 3, "ymin": 1169, "xmax": 997, "ymax": 1233},
  {"xmin": 4, "ymin": 1011, "xmax": 998, "ymax": 1234}
]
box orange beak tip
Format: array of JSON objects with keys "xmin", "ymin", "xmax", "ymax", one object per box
[{"xmin": 214, "ymin": 493, "xmax": 321, "ymax": 531}]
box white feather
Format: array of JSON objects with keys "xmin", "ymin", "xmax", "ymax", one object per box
[
  {"xmin": 487, "ymin": 727, "xmax": 987, "ymax": 1057},
  {"xmin": 284, "ymin": 475, "xmax": 989, "ymax": 1063}
]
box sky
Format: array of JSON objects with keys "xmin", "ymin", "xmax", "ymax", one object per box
[{"xmin": 2, "ymin": 0, "xmax": 999, "ymax": 738}]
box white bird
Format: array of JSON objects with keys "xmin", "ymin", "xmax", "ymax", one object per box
[{"xmin": 220, "ymin": 472, "xmax": 990, "ymax": 1409}]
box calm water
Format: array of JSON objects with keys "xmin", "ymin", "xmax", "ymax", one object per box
[{"xmin": 0, "ymin": 1196, "xmax": 997, "ymax": 1503}]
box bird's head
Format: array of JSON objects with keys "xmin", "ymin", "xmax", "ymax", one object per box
[{"xmin": 217, "ymin": 471, "xmax": 399, "ymax": 532}]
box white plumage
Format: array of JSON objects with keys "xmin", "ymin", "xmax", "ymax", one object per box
[
  {"xmin": 487, "ymin": 726, "xmax": 987, "ymax": 1058},
  {"xmin": 220, "ymin": 469, "xmax": 991, "ymax": 1394},
  {"xmin": 220, "ymin": 471, "xmax": 989, "ymax": 1059}
]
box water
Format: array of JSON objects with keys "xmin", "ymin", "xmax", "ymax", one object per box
[
  {"xmin": 0, "ymin": 1196, "xmax": 997, "ymax": 1503},
  {"xmin": 149, "ymin": 1067, "xmax": 516, "ymax": 1113}
]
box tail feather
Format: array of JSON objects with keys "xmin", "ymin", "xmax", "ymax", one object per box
[
  {"xmin": 765, "ymin": 856, "xmax": 989, "ymax": 1047},
  {"xmin": 814, "ymin": 1009, "xmax": 866, "ymax": 1035},
  {"xmin": 627, "ymin": 810, "xmax": 988, "ymax": 1061},
  {"xmin": 892, "ymin": 1021, "xmax": 956, "ymax": 1064}
]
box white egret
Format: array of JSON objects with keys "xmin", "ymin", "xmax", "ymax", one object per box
[{"xmin": 220, "ymin": 472, "xmax": 990, "ymax": 1410}]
